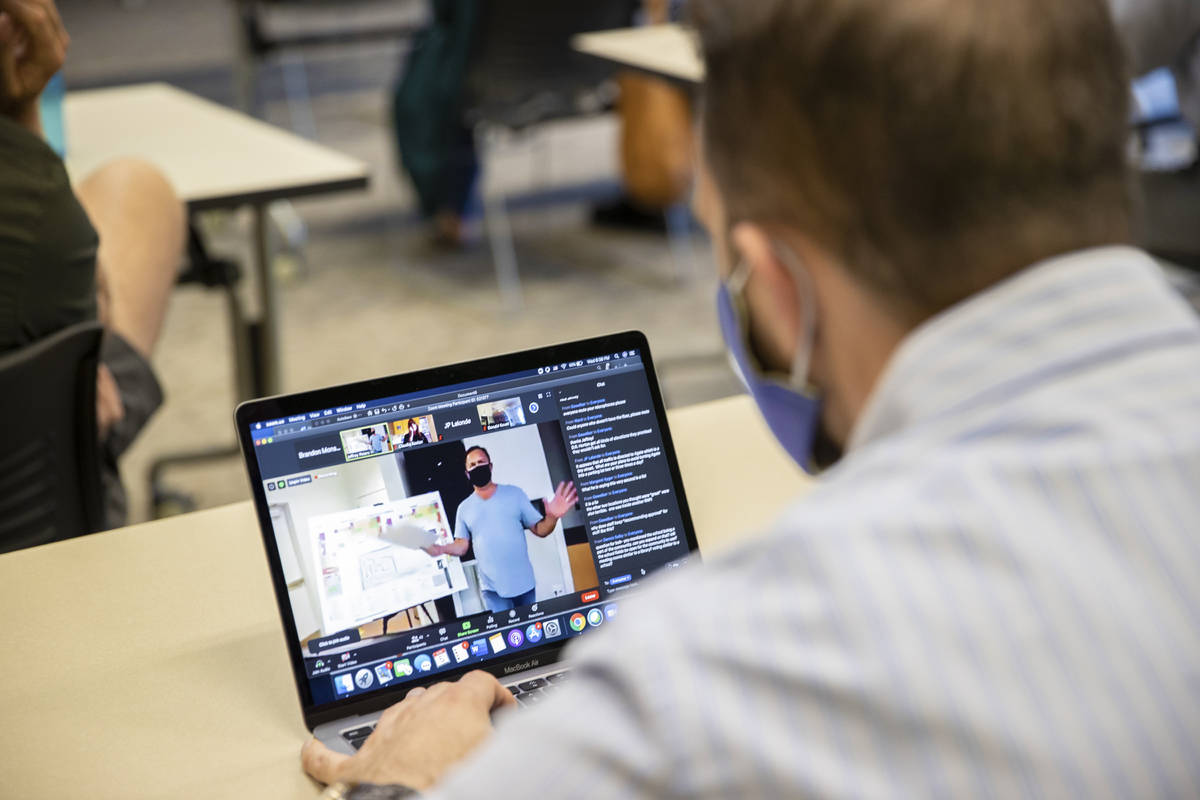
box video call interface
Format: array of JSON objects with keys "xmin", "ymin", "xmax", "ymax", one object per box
[{"xmin": 249, "ymin": 350, "xmax": 693, "ymax": 706}]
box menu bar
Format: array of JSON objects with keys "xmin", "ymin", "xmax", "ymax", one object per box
[{"xmin": 256, "ymin": 355, "xmax": 643, "ymax": 442}]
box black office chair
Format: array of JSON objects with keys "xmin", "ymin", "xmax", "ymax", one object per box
[
  {"xmin": 0, "ymin": 321, "xmax": 106, "ymax": 554},
  {"xmin": 233, "ymin": 0, "xmax": 427, "ymax": 122},
  {"xmin": 1130, "ymin": 114, "xmax": 1200, "ymax": 308},
  {"xmin": 1132, "ymin": 113, "xmax": 1199, "ymax": 251},
  {"xmin": 463, "ymin": 0, "xmax": 638, "ymax": 131},
  {"xmin": 462, "ymin": 0, "xmax": 640, "ymax": 310}
]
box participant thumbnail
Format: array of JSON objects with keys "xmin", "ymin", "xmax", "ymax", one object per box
[
  {"xmin": 477, "ymin": 397, "xmax": 525, "ymax": 431},
  {"xmin": 392, "ymin": 415, "xmax": 436, "ymax": 447},
  {"xmin": 340, "ymin": 424, "xmax": 393, "ymax": 461}
]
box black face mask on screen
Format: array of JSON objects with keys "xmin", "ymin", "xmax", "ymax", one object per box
[{"xmin": 467, "ymin": 464, "xmax": 492, "ymax": 488}]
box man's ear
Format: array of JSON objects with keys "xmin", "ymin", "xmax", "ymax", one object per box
[{"xmin": 730, "ymin": 223, "xmax": 806, "ymax": 372}]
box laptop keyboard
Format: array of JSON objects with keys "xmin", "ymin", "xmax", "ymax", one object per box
[
  {"xmin": 340, "ymin": 724, "xmax": 375, "ymax": 752},
  {"xmin": 339, "ymin": 670, "xmax": 571, "ymax": 750},
  {"xmin": 506, "ymin": 669, "xmax": 570, "ymax": 708}
]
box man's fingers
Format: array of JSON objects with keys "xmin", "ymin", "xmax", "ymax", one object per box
[
  {"xmin": 0, "ymin": 34, "xmax": 20, "ymax": 99},
  {"xmin": 95, "ymin": 363, "xmax": 124, "ymax": 438},
  {"xmin": 4, "ymin": 0, "xmax": 66, "ymax": 73},
  {"xmin": 0, "ymin": 16, "xmax": 14, "ymax": 79},
  {"xmin": 495, "ymin": 683, "xmax": 518, "ymax": 710},
  {"xmin": 459, "ymin": 669, "xmax": 517, "ymax": 711},
  {"xmin": 4, "ymin": 0, "xmax": 53, "ymax": 44},
  {"xmin": 15, "ymin": 0, "xmax": 64, "ymax": 50},
  {"xmin": 301, "ymin": 738, "xmax": 350, "ymax": 785},
  {"xmin": 37, "ymin": 0, "xmax": 65, "ymax": 44}
]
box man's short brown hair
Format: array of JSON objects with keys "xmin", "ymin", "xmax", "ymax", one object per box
[{"xmin": 693, "ymin": 0, "xmax": 1133, "ymax": 321}]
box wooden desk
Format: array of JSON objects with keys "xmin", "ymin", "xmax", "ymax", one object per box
[
  {"xmin": 64, "ymin": 82, "xmax": 370, "ymax": 395},
  {"xmin": 0, "ymin": 395, "xmax": 807, "ymax": 798},
  {"xmin": 573, "ymin": 24, "xmax": 704, "ymax": 84}
]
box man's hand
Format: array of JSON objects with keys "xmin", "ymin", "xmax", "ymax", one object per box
[
  {"xmin": 544, "ymin": 481, "xmax": 577, "ymax": 519},
  {"xmin": 302, "ymin": 671, "xmax": 516, "ymax": 791},
  {"xmin": 0, "ymin": 0, "xmax": 68, "ymax": 132},
  {"xmin": 423, "ymin": 538, "xmax": 468, "ymax": 558},
  {"xmin": 96, "ymin": 363, "xmax": 124, "ymax": 441}
]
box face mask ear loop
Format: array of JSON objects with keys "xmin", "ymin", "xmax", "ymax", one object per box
[
  {"xmin": 727, "ymin": 259, "xmax": 752, "ymax": 296},
  {"xmin": 775, "ymin": 243, "xmax": 819, "ymax": 392}
]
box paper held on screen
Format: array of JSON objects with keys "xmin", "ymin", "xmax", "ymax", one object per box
[
  {"xmin": 307, "ymin": 491, "xmax": 467, "ymax": 635},
  {"xmin": 381, "ymin": 522, "xmax": 439, "ymax": 550}
]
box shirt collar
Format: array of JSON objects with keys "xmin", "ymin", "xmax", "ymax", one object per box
[{"xmin": 848, "ymin": 246, "xmax": 1200, "ymax": 451}]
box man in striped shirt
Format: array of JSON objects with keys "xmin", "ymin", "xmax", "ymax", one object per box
[{"xmin": 302, "ymin": 0, "xmax": 1200, "ymax": 796}]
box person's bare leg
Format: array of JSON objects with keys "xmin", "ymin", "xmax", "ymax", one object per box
[{"xmin": 75, "ymin": 158, "xmax": 185, "ymax": 358}]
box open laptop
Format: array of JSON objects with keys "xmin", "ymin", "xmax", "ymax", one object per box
[{"xmin": 235, "ymin": 331, "xmax": 699, "ymax": 754}]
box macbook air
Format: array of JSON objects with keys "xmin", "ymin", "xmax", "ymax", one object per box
[{"xmin": 235, "ymin": 331, "xmax": 699, "ymax": 754}]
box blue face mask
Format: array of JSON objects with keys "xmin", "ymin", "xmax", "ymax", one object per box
[{"xmin": 716, "ymin": 257, "xmax": 825, "ymax": 473}]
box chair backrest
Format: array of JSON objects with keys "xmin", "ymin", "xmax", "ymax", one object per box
[
  {"xmin": 463, "ymin": 0, "xmax": 640, "ymax": 130},
  {"xmin": 242, "ymin": 0, "xmax": 426, "ymax": 53},
  {"xmin": 0, "ymin": 322, "xmax": 105, "ymax": 554}
]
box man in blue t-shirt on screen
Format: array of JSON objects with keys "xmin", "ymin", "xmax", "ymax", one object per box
[{"xmin": 424, "ymin": 446, "xmax": 577, "ymax": 613}]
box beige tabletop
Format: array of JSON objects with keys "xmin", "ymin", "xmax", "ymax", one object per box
[
  {"xmin": 0, "ymin": 395, "xmax": 807, "ymax": 799},
  {"xmin": 63, "ymin": 82, "xmax": 369, "ymax": 210},
  {"xmin": 573, "ymin": 24, "xmax": 705, "ymax": 84}
]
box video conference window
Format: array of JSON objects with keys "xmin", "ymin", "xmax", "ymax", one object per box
[
  {"xmin": 267, "ymin": 421, "xmax": 598, "ymax": 659},
  {"xmin": 339, "ymin": 424, "xmax": 393, "ymax": 461},
  {"xmin": 392, "ymin": 415, "xmax": 436, "ymax": 447},
  {"xmin": 477, "ymin": 398, "xmax": 525, "ymax": 431}
]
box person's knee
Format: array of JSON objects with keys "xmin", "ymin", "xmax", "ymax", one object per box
[
  {"xmin": 77, "ymin": 157, "xmax": 185, "ymax": 240},
  {"xmin": 75, "ymin": 158, "xmax": 184, "ymax": 271},
  {"xmin": 77, "ymin": 158, "xmax": 185, "ymax": 357},
  {"xmin": 80, "ymin": 157, "xmax": 178, "ymax": 204}
]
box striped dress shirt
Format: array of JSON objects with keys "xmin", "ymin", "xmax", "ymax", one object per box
[{"xmin": 428, "ymin": 247, "xmax": 1200, "ymax": 799}]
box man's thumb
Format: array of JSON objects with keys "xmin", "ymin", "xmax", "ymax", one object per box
[{"xmin": 301, "ymin": 738, "xmax": 351, "ymax": 785}]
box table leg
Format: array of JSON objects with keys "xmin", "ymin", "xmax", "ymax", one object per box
[
  {"xmin": 481, "ymin": 190, "xmax": 523, "ymax": 313},
  {"xmin": 252, "ymin": 203, "xmax": 282, "ymax": 397},
  {"xmin": 231, "ymin": 0, "xmax": 259, "ymax": 115},
  {"xmin": 149, "ymin": 218, "xmax": 252, "ymax": 518}
]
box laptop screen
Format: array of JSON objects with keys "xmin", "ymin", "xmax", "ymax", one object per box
[{"xmin": 243, "ymin": 338, "xmax": 696, "ymax": 707}]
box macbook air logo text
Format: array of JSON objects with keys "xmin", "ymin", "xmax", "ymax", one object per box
[{"xmin": 504, "ymin": 658, "xmax": 540, "ymax": 675}]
